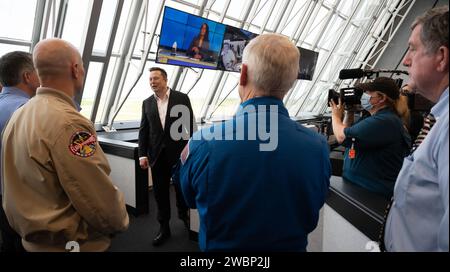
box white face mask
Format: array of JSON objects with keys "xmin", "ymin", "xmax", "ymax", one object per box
[{"xmin": 360, "ymin": 93, "xmax": 373, "ymax": 111}]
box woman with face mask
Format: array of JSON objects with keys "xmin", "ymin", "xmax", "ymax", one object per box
[{"xmin": 330, "ymin": 77, "xmax": 411, "ymax": 198}]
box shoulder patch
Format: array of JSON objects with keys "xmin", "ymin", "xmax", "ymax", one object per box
[{"xmin": 69, "ymin": 131, "xmax": 97, "ymax": 158}]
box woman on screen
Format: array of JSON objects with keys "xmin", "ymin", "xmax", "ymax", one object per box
[{"xmin": 187, "ymin": 23, "xmax": 210, "ymax": 60}]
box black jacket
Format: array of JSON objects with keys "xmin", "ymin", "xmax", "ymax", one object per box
[{"xmin": 138, "ymin": 89, "xmax": 194, "ymax": 167}]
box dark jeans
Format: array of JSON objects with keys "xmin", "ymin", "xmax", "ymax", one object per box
[
  {"xmin": 0, "ymin": 195, "xmax": 25, "ymax": 252},
  {"xmin": 151, "ymin": 149, "xmax": 188, "ymax": 227}
]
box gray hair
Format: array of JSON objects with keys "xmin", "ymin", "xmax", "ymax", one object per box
[
  {"xmin": 412, "ymin": 5, "xmax": 449, "ymax": 54},
  {"xmin": 242, "ymin": 34, "xmax": 299, "ymax": 97}
]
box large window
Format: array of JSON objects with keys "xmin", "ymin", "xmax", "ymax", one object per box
[
  {"xmin": 0, "ymin": 0, "xmax": 37, "ymax": 41},
  {"xmin": 0, "ymin": 0, "xmax": 413, "ymax": 129}
]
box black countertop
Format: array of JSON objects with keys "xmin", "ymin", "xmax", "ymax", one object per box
[
  {"xmin": 327, "ymin": 176, "xmax": 389, "ymax": 241},
  {"xmin": 97, "ymin": 130, "xmax": 390, "ymax": 240}
]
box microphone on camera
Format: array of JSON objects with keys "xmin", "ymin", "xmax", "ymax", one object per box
[{"xmin": 339, "ymin": 68, "xmax": 408, "ymax": 80}]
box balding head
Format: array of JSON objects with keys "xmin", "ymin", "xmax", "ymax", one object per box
[
  {"xmin": 240, "ymin": 34, "xmax": 299, "ymax": 100},
  {"xmin": 33, "ymin": 38, "xmax": 85, "ymax": 95}
]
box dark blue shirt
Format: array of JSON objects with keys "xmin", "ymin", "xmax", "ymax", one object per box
[
  {"xmin": 343, "ymin": 108, "xmax": 411, "ymax": 198},
  {"xmin": 0, "ymin": 87, "xmax": 30, "ymax": 195},
  {"xmin": 179, "ymin": 97, "xmax": 331, "ymax": 251}
]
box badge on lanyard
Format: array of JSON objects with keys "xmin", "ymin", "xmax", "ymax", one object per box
[{"xmin": 349, "ymin": 138, "xmax": 356, "ymax": 159}]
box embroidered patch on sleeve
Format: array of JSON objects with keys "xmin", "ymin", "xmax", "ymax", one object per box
[{"xmin": 69, "ymin": 131, "xmax": 97, "ymax": 158}]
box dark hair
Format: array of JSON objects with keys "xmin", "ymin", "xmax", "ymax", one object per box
[
  {"xmin": 199, "ymin": 23, "xmax": 209, "ymax": 41},
  {"xmin": 149, "ymin": 67, "xmax": 168, "ymax": 80},
  {"xmin": 412, "ymin": 6, "xmax": 449, "ymax": 54},
  {"xmin": 0, "ymin": 51, "xmax": 34, "ymax": 87}
]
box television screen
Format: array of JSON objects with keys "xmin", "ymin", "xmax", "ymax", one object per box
[
  {"xmin": 156, "ymin": 7, "xmax": 226, "ymax": 70},
  {"xmin": 298, "ymin": 47, "xmax": 319, "ymax": 80},
  {"xmin": 217, "ymin": 25, "xmax": 258, "ymax": 72}
]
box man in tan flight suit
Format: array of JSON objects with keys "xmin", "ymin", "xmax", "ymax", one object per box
[{"xmin": 1, "ymin": 38, "xmax": 129, "ymax": 252}]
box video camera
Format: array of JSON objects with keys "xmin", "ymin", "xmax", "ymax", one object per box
[
  {"xmin": 328, "ymin": 68, "xmax": 409, "ymax": 111},
  {"xmin": 328, "ymin": 87, "xmax": 364, "ymax": 111}
]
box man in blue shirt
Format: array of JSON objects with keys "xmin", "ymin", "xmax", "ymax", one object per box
[
  {"xmin": 384, "ymin": 6, "xmax": 449, "ymax": 252},
  {"xmin": 0, "ymin": 51, "xmax": 40, "ymax": 252},
  {"xmin": 179, "ymin": 34, "xmax": 331, "ymax": 251}
]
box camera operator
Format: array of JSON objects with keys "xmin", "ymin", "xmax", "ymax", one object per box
[{"xmin": 330, "ymin": 77, "xmax": 411, "ymax": 198}]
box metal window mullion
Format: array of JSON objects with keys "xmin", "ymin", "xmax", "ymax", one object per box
[
  {"xmin": 292, "ymin": 0, "xmax": 316, "ymax": 43},
  {"xmin": 297, "ymin": 0, "xmax": 325, "ymax": 45},
  {"xmin": 284, "ymin": 0, "xmax": 321, "ymax": 105},
  {"xmin": 276, "ymin": 0, "xmax": 296, "ymax": 33},
  {"xmin": 111, "ymin": 0, "xmax": 148, "ymax": 112},
  {"xmin": 53, "ymin": 0, "xmax": 69, "ymax": 38},
  {"xmin": 257, "ymin": 0, "xmax": 278, "ymax": 34},
  {"xmin": 0, "ymin": 38, "xmax": 31, "ymax": 47},
  {"xmin": 295, "ymin": 0, "xmax": 364, "ymax": 116},
  {"xmin": 293, "ymin": 0, "xmax": 363, "ymax": 115},
  {"xmin": 40, "ymin": 0, "xmax": 54, "ymax": 40},
  {"xmin": 31, "ymin": 0, "xmax": 47, "ymax": 50},
  {"xmin": 246, "ymin": 0, "xmax": 266, "ymax": 28},
  {"xmin": 370, "ymin": 0, "xmax": 414, "ymax": 68},
  {"xmin": 90, "ymin": 0, "xmax": 124, "ymax": 122},
  {"xmin": 101, "ymin": 0, "xmax": 145, "ymax": 125},
  {"xmin": 270, "ymin": 0, "xmax": 290, "ymax": 33},
  {"xmin": 73, "ymin": 0, "xmax": 103, "ymax": 105},
  {"xmin": 361, "ymin": 7, "xmax": 397, "ymax": 68},
  {"xmin": 106, "ymin": 0, "xmax": 166, "ymax": 129},
  {"xmin": 350, "ymin": 1, "xmax": 390, "ymax": 68},
  {"xmin": 311, "ymin": 0, "xmax": 341, "ymax": 50},
  {"xmin": 338, "ymin": 0, "xmax": 387, "ymax": 74},
  {"xmin": 279, "ymin": 1, "xmax": 310, "ymax": 34}
]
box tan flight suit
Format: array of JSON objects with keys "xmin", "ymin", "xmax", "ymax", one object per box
[{"xmin": 1, "ymin": 87, "xmax": 129, "ymax": 252}]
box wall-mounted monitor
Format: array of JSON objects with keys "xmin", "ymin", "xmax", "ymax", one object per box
[
  {"xmin": 217, "ymin": 25, "xmax": 258, "ymax": 72},
  {"xmin": 156, "ymin": 6, "xmax": 319, "ymax": 81},
  {"xmin": 156, "ymin": 6, "xmax": 226, "ymax": 70},
  {"xmin": 298, "ymin": 47, "xmax": 319, "ymax": 80}
]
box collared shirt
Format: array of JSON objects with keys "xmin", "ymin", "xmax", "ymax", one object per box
[
  {"xmin": 139, "ymin": 88, "xmax": 171, "ymax": 161},
  {"xmin": 385, "ymin": 87, "xmax": 449, "ymax": 252},
  {"xmin": 179, "ymin": 97, "xmax": 331, "ymax": 251},
  {"xmin": 0, "ymin": 86, "xmax": 31, "ymax": 195},
  {"xmin": 342, "ymin": 107, "xmax": 411, "ymax": 198},
  {"xmin": 155, "ymin": 87, "xmax": 171, "ymax": 130}
]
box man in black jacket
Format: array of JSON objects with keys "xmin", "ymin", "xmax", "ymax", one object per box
[{"xmin": 138, "ymin": 67, "xmax": 194, "ymax": 246}]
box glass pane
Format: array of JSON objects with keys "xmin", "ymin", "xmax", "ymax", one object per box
[
  {"xmin": 114, "ymin": 60, "xmax": 176, "ymax": 122},
  {"xmin": 0, "ymin": 44, "xmax": 30, "ymax": 58},
  {"xmin": 209, "ymin": 73, "xmax": 241, "ymax": 119},
  {"xmin": 112, "ymin": 0, "xmax": 132, "ymax": 54},
  {"xmin": 80, "ymin": 62, "xmax": 104, "ymax": 118},
  {"xmin": 61, "ymin": 0, "xmax": 90, "ymax": 49},
  {"xmin": 93, "ymin": 0, "xmax": 118, "ymax": 54},
  {"xmin": 0, "ymin": 0, "xmax": 37, "ymax": 40},
  {"xmin": 43, "ymin": 0, "xmax": 61, "ymax": 39},
  {"xmin": 181, "ymin": 69, "xmax": 217, "ymax": 119},
  {"xmin": 96, "ymin": 57, "xmax": 118, "ymax": 123}
]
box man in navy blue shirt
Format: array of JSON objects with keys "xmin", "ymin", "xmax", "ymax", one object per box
[
  {"xmin": 179, "ymin": 34, "xmax": 331, "ymax": 251},
  {"xmin": 0, "ymin": 51, "xmax": 40, "ymax": 252}
]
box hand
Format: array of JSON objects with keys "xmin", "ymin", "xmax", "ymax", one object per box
[
  {"xmin": 329, "ymin": 99, "xmax": 344, "ymax": 120},
  {"xmin": 140, "ymin": 157, "xmax": 149, "ymax": 170},
  {"xmin": 192, "ymin": 47, "xmax": 199, "ymax": 54}
]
